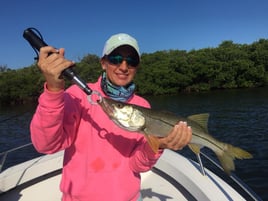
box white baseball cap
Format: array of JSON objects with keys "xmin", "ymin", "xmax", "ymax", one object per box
[{"xmin": 102, "ymin": 33, "xmax": 140, "ymax": 57}]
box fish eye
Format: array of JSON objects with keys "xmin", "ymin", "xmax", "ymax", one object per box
[{"xmin": 115, "ymin": 103, "xmax": 124, "ymax": 108}]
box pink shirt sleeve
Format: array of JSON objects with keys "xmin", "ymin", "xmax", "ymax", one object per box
[{"xmin": 30, "ymin": 83, "xmax": 80, "ymax": 154}]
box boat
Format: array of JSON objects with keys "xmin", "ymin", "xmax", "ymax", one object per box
[{"xmin": 0, "ymin": 143, "xmax": 262, "ymax": 201}]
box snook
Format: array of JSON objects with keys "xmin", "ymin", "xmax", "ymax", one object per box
[{"xmin": 98, "ymin": 97, "xmax": 252, "ymax": 174}]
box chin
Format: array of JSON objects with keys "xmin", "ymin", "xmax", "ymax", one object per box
[
  {"xmin": 112, "ymin": 78, "xmax": 130, "ymax": 86},
  {"xmin": 116, "ymin": 81, "xmax": 130, "ymax": 87}
]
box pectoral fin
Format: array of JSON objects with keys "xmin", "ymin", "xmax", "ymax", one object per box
[
  {"xmin": 188, "ymin": 143, "xmax": 202, "ymax": 154},
  {"xmin": 144, "ymin": 134, "xmax": 160, "ymax": 153}
]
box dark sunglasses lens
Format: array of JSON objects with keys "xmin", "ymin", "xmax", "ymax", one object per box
[
  {"xmin": 126, "ymin": 57, "xmax": 139, "ymax": 67},
  {"xmin": 108, "ymin": 55, "xmax": 123, "ymax": 64}
]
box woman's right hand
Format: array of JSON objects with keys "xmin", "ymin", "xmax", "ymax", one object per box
[{"xmin": 38, "ymin": 46, "xmax": 74, "ymax": 92}]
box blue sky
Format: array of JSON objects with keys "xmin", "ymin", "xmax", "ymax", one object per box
[{"xmin": 1, "ymin": 0, "xmax": 268, "ymax": 69}]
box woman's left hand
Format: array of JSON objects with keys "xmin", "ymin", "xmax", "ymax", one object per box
[{"xmin": 158, "ymin": 121, "xmax": 192, "ymax": 150}]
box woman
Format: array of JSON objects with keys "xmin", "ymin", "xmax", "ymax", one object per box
[{"xmin": 30, "ymin": 33, "xmax": 192, "ymax": 201}]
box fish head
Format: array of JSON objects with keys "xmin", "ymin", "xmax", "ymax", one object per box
[{"xmin": 98, "ymin": 97, "xmax": 145, "ymax": 131}]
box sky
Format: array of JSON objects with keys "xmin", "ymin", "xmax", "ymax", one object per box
[{"xmin": 1, "ymin": 0, "xmax": 268, "ymax": 69}]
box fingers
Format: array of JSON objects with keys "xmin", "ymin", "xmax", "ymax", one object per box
[
  {"xmin": 38, "ymin": 47, "xmax": 72, "ymax": 73},
  {"xmin": 177, "ymin": 121, "xmax": 192, "ymax": 146},
  {"xmin": 39, "ymin": 46, "xmax": 59, "ymax": 58},
  {"xmin": 37, "ymin": 47, "xmax": 74, "ymax": 91},
  {"xmin": 159, "ymin": 121, "xmax": 192, "ymax": 150}
]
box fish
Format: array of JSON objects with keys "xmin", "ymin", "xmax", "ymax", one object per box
[{"xmin": 98, "ymin": 97, "xmax": 253, "ymax": 174}]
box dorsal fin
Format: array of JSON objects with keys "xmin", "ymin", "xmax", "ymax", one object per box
[{"xmin": 188, "ymin": 113, "xmax": 209, "ymax": 132}]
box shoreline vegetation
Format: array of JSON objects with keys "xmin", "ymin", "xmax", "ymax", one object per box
[{"xmin": 1, "ymin": 39, "xmax": 268, "ymax": 106}]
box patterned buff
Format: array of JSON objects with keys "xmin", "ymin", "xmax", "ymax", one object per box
[{"xmin": 101, "ymin": 72, "xmax": 135, "ymax": 102}]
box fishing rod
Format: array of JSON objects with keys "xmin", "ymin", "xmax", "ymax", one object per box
[{"xmin": 23, "ymin": 27, "xmax": 92, "ymax": 96}]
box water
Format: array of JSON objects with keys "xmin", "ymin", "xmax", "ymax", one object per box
[
  {"xmin": 0, "ymin": 87, "xmax": 267, "ymax": 200},
  {"xmin": 0, "ymin": 103, "xmax": 42, "ymax": 170}
]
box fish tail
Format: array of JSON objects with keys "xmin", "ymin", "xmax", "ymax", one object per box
[{"xmin": 216, "ymin": 144, "xmax": 253, "ymax": 175}]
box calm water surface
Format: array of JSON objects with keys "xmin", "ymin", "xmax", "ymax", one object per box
[{"xmin": 0, "ymin": 87, "xmax": 267, "ymax": 200}]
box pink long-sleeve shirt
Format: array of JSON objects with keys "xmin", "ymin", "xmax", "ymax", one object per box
[{"xmin": 30, "ymin": 77, "xmax": 162, "ymax": 201}]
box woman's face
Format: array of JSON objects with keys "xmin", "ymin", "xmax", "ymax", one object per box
[{"xmin": 101, "ymin": 45, "xmax": 139, "ymax": 87}]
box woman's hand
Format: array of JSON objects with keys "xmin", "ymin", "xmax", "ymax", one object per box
[
  {"xmin": 158, "ymin": 121, "xmax": 192, "ymax": 150},
  {"xmin": 38, "ymin": 46, "xmax": 74, "ymax": 92}
]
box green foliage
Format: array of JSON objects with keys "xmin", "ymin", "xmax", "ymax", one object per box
[
  {"xmin": 1, "ymin": 39, "xmax": 268, "ymax": 105},
  {"xmin": 135, "ymin": 50, "xmax": 191, "ymax": 94},
  {"xmin": 0, "ymin": 64, "xmax": 44, "ymax": 105},
  {"xmin": 75, "ymin": 54, "xmax": 102, "ymax": 82}
]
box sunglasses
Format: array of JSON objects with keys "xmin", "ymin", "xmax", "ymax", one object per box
[{"xmin": 107, "ymin": 55, "xmax": 139, "ymax": 67}]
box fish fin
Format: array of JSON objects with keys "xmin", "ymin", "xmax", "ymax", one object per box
[
  {"xmin": 144, "ymin": 134, "xmax": 160, "ymax": 153},
  {"xmin": 216, "ymin": 144, "xmax": 253, "ymax": 175},
  {"xmin": 188, "ymin": 143, "xmax": 202, "ymax": 154},
  {"xmin": 188, "ymin": 113, "xmax": 209, "ymax": 132},
  {"xmin": 216, "ymin": 151, "xmax": 235, "ymax": 175}
]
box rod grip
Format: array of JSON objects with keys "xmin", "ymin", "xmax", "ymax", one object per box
[
  {"xmin": 23, "ymin": 28, "xmax": 48, "ymax": 50},
  {"xmin": 23, "ymin": 28, "xmax": 92, "ymax": 95}
]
